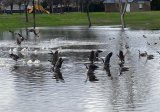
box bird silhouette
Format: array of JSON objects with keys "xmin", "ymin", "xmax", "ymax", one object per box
[
  {"xmin": 138, "ymin": 50, "xmax": 147, "ymax": 57},
  {"xmin": 48, "ymin": 50, "xmax": 59, "ymax": 66},
  {"xmin": 84, "ymin": 63, "xmax": 99, "ymax": 81},
  {"xmin": 9, "ymin": 53, "xmax": 19, "ymax": 61},
  {"xmin": 117, "ymin": 50, "xmax": 125, "ymax": 63},
  {"xmin": 28, "ymin": 29, "xmax": 39, "ymax": 37}
]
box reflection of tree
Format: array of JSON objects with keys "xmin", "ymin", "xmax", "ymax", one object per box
[{"xmin": 86, "ymin": 0, "xmax": 91, "ymax": 28}]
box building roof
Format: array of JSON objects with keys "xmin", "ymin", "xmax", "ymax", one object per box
[{"xmin": 103, "ymin": 0, "xmax": 151, "ymax": 3}]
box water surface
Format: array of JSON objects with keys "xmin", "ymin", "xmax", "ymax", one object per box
[{"xmin": 0, "ymin": 26, "xmax": 160, "ymax": 112}]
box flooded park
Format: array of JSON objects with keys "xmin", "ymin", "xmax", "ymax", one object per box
[{"xmin": 0, "ymin": 26, "xmax": 160, "ymax": 112}]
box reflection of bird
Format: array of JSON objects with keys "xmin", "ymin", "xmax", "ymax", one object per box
[
  {"xmin": 53, "ymin": 67, "xmax": 64, "ymax": 82},
  {"xmin": 138, "ymin": 50, "xmax": 147, "ymax": 57},
  {"xmin": 84, "ymin": 63, "xmax": 99, "ymax": 81}
]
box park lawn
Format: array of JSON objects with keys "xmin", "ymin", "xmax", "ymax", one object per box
[{"xmin": 0, "ymin": 11, "xmax": 160, "ymax": 31}]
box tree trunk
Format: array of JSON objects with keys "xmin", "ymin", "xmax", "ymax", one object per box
[
  {"xmin": 60, "ymin": 0, "xmax": 63, "ymax": 14},
  {"xmin": 10, "ymin": 2, "xmax": 13, "ymax": 14},
  {"xmin": 86, "ymin": 1, "xmax": 91, "ymax": 28},
  {"xmin": 19, "ymin": 3, "xmax": 21, "ymax": 14},
  {"xmin": 25, "ymin": 0, "xmax": 29, "ymax": 22},
  {"xmin": 119, "ymin": 0, "xmax": 128, "ymax": 30},
  {"xmin": 81, "ymin": 0, "xmax": 84, "ymax": 12},
  {"xmin": 51, "ymin": 0, "xmax": 54, "ymax": 13},
  {"xmin": 32, "ymin": 0, "xmax": 36, "ymax": 28}
]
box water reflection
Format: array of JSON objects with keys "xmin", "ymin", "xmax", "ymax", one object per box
[{"xmin": 0, "ymin": 26, "xmax": 160, "ymax": 112}]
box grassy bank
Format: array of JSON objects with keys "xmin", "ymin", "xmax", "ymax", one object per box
[{"xmin": 0, "ymin": 11, "xmax": 160, "ymax": 31}]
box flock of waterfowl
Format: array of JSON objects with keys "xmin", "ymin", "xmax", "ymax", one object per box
[{"xmin": 6, "ymin": 30, "xmax": 159, "ymax": 82}]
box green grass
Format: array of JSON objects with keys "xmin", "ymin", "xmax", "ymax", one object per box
[{"xmin": 0, "ymin": 11, "xmax": 160, "ymax": 31}]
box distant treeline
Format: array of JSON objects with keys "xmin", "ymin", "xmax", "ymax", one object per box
[{"xmin": 151, "ymin": 0, "xmax": 160, "ymax": 10}]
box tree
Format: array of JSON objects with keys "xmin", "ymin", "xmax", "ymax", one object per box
[
  {"xmin": 86, "ymin": 0, "xmax": 91, "ymax": 28},
  {"xmin": 24, "ymin": 0, "xmax": 29, "ymax": 22},
  {"xmin": 2, "ymin": 0, "xmax": 15, "ymax": 14},
  {"xmin": 15, "ymin": 0, "xmax": 22, "ymax": 14},
  {"xmin": 118, "ymin": 0, "xmax": 128, "ymax": 30},
  {"xmin": 151, "ymin": 0, "xmax": 160, "ymax": 10},
  {"xmin": 32, "ymin": 0, "xmax": 36, "ymax": 28}
]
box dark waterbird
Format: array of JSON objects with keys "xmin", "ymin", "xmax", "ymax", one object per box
[
  {"xmin": 55, "ymin": 57, "xmax": 64, "ymax": 69},
  {"xmin": 145, "ymin": 52, "xmax": 154, "ymax": 60},
  {"xmin": 9, "ymin": 30, "xmax": 16, "ymax": 38},
  {"xmin": 28, "ymin": 29, "xmax": 39, "ymax": 37},
  {"xmin": 101, "ymin": 52, "xmax": 113, "ymax": 78},
  {"xmin": 94, "ymin": 50, "xmax": 103, "ymax": 61},
  {"xmin": 89, "ymin": 50, "xmax": 103, "ymax": 63},
  {"xmin": 101, "ymin": 52, "xmax": 113, "ymax": 66},
  {"xmin": 138, "ymin": 50, "xmax": 147, "ymax": 57},
  {"xmin": 48, "ymin": 50, "xmax": 59, "ymax": 66},
  {"xmin": 117, "ymin": 50, "xmax": 125, "ymax": 63},
  {"xmin": 89, "ymin": 50, "xmax": 94, "ymax": 63},
  {"xmin": 15, "ymin": 33, "xmax": 26, "ymax": 41},
  {"xmin": 9, "ymin": 53, "xmax": 20, "ymax": 61},
  {"xmin": 15, "ymin": 33, "xmax": 26, "ymax": 46}
]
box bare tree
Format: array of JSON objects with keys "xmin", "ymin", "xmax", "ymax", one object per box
[
  {"xmin": 24, "ymin": 0, "xmax": 29, "ymax": 22},
  {"xmin": 86, "ymin": 0, "xmax": 91, "ymax": 28},
  {"xmin": 119, "ymin": 0, "xmax": 128, "ymax": 30},
  {"xmin": 2, "ymin": 0, "xmax": 15, "ymax": 14},
  {"xmin": 32, "ymin": 0, "xmax": 36, "ymax": 28},
  {"xmin": 15, "ymin": 0, "xmax": 22, "ymax": 14}
]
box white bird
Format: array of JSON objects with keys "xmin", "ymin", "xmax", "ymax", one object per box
[
  {"xmin": 27, "ymin": 60, "xmax": 33, "ymax": 64},
  {"xmin": 21, "ymin": 48, "xmax": 28, "ymax": 52},
  {"xmin": 9, "ymin": 49, "xmax": 12, "ymax": 54},
  {"xmin": 34, "ymin": 50, "xmax": 38, "ymax": 55},
  {"xmin": 34, "ymin": 59, "xmax": 40, "ymax": 64},
  {"xmin": 21, "ymin": 48, "xmax": 28, "ymax": 56},
  {"xmin": 12, "ymin": 48, "xmax": 18, "ymax": 54}
]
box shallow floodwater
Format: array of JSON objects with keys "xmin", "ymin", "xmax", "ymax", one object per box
[{"xmin": 0, "ymin": 26, "xmax": 160, "ymax": 112}]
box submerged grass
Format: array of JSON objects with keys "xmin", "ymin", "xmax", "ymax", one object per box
[{"xmin": 0, "ymin": 11, "xmax": 160, "ymax": 31}]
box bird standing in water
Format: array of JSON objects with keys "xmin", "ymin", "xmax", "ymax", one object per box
[
  {"xmin": 94, "ymin": 50, "xmax": 103, "ymax": 61},
  {"xmin": 48, "ymin": 50, "xmax": 59, "ymax": 67},
  {"xmin": 117, "ymin": 50, "xmax": 125, "ymax": 63}
]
